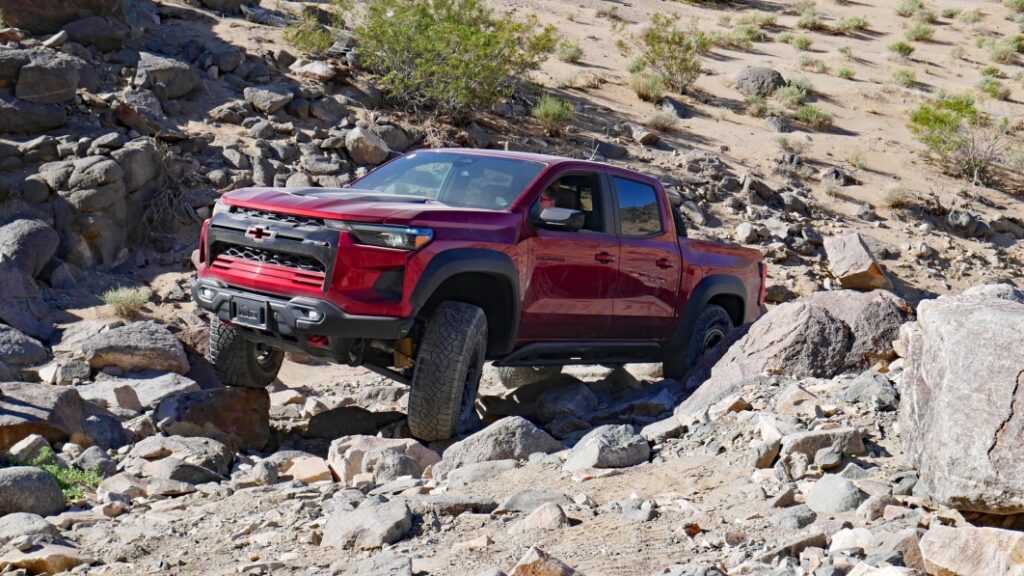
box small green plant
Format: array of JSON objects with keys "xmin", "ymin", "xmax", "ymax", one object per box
[
  {"xmin": 596, "ymin": 5, "xmax": 621, "ymax": 20},
  {"xmin": 629, "ymin": 73, "xmax": 665, "ymax": 102},
  {"xmin": 619, "ymin": 13, "xmax": 711, "ymax": 93},
  {"xmin": 895, "ymin": 0, "xmax": 924, "ymax": 18},
  {"xmin": 913, "ymin": 8, "xmax": 938, "ymax": 24},
  {"xmin": 556, "ymin": 40, "xmax": 584, "ymax": 63},
  {"xmin": 24, "ymin": 448, "xmax": 103, "ymax": 501},
  {"xmin": 905, "ymin": 22, "xmax": 935, "ymax": 41},
  {"xmin": 531, "ymin": 95, "xmax": 573, "ymax": 134},
  {"xmin": 775, "ymin": 134, "xmax": 809, "ymax": 154},
  {"xmin": 940, "ymin": 8, "xmax": 960, "ymax": 19},
  {"xmin": 978, "ymin": 77, "xmax": 1011, "ymax": 100},
  {"xmin": 734, "ymin": 10, "xmax": 777, "ymax": 28},
  {"xmin": 745, "ymin": 95, "xmax": 768, "ymax": 117},
  {"xmin": 835, "ymin": 16, "xmax": 869, "ymax": 35},
  {"xmin": 984, "ymin": 37, "xmax": 1020, "ymax": 63},
  {"xmin": 981, "ymin": 65, "xmax": 1005, "ymax": 78},
  {"xmin": 838, "ymin": 45, "xmax": 855, "ymax": 60},
  {"xmin": 102, "ymin": 286, "xmax": 152, "ymax": 318},
  {"xmin": 888, "ymin": 40, "xmax": 916, "ymax": 57},
  {"xmin": 797, "ymin": 10, "xmax": 823, "ymax": 30},
  {"xmin": 799, "ymin": 55, "xmax": 828, "ymax": 73},
  {"xmin": 775, "ymin": 78, "xmax": 812, "ymax": 107},
  {"xmin": 284, "ymin": 1, "xmax": 351, "ymax": 54},
  {"xmin": 646, "ymin": 110, "xmax": 679, "ymax": 131},
  {"xmin": 892, "ymin": 67, "xmax": 917, "ymax": 87},
  {"xmin": 626, "ymin": 57, "xmax": 646, "ymax": 74},
  {"xmin": 883, "ymin": 186, "xmax": 914, "ymax": 209},
  {"xmin": 777, "ymin": 31, "xmax": 794, "ymax": 44},
  {"xmin": 958, "ymin": 9, "xmax": 983, "ymax": 24},
  {"xmin": 908, "ymin": 93, "xmax": 1007, "ymax": 182},
  {"xmin": 837, "ymin": 66, "xmax": 856, "ymax": 79},
  {"xmin": 790, "ymin": 35, "xmax": 814, "ymax": 51},
  {"xmin": 950, "ymin": 44, "xmax": 967, "ymax": 60},
  {"xmin": 795, "ymin": 104, "xmax": 833, "ymax": 129}
]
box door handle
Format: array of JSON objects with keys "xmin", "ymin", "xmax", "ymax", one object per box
[
  {"xmin": 655, "ymin": 258, "xmax": 673, "ymax": 269},
  {"xmin": 595, "ymin": 252, "xmax": 616, "ymax": 264}
]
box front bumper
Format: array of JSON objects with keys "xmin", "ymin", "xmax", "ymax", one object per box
[{"xmin": 191, "ymin": 277, "xmax": 414, "ymax": 360}]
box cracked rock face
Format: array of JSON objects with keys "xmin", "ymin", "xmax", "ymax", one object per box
[{"xmin": 899, "ymin": 294, "xmax": 1024, "ymax": 513}]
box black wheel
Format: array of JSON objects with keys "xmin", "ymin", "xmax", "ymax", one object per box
[
  {"xmin": 664, "ymin": 304, "xmax": 734, "ymax": 379},
  {"xmin": 407, "ymin": 302, "xmax": 488, "ymax": 441},
  {"xmin": 209, "ymin": 320, "xmax": 284, "ymax": 388},
  {"xmin": 495, "ymin": 365, "xmax": 562, "ymax": 389}
]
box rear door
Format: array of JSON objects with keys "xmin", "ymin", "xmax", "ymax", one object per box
[
  {"xmin": 609, "ymin": 174, "xmax": 682, "ymax": 340},
  {"xmin": 518, "ymin": 168, "xmax": 620, "ymax": 341}
]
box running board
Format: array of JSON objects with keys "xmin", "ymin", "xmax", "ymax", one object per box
[{"xmin": 493, "ymin": 342, "xmax": 663, "ymax": 367}]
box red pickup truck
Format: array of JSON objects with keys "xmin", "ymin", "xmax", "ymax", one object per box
[{"xmin": 191, "ymin": 149, "xmax": 766, "ymax": 440}]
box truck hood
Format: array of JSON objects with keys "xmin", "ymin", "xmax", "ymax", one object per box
[{"xmin": 221, "ymin": 187, "xmax": 466, "ymax": 222}]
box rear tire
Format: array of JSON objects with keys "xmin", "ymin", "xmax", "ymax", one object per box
[
  {"xmin": 407, "ymin": 302, "xmax": 488, "ymax": 442},
  {"xmin": 209, "ymin": 320, "xmax": 284, "ymax": 389},
  {"xmin": 496, "ymin": 365, "xmax": 562, "ymax": 389},
  {"xmin": 664, "ymin": 304, "xmax": 735, "ymax": 379}
]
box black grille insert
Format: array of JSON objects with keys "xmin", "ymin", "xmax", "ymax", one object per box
[
  {"xmin": 231, "ymin": 207, "xmax": 324, "ymax": 228},
  {"xmin": 217, "ymin": 244, "xmax": 326, "ymax": 274}
]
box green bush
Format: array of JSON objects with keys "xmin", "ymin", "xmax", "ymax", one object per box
[
  {"xmin": 556, "ymin": 40, "xmax": 584, "ymax": 63},
  {"xmin": 837, "ymin": 66, "xmax": 856, "ymax": 79},
  {"xmin": 23, "ymin": 448, "xmax": 103, "ymax": 501},
  {"xmin": 799, "ymin": 55, "xmax": 828, "ymax": 73},
  {"xmin": 907, "ymin": 93, "xmax": 1004, "ymax": 180},
  {"xmin": 978, "ymin": 77, "xmax": 1011, "ymax": 100},
  {"xmin": 905, "ymin": 22, "xmax": 935, "ymax": 41},
  {"xmin": 355, "ymin": 0, "xmax": 556, "ymax": 118},
  {"xmin": 892, "ymin": 67, "xmax": 917, "ymax": 87},
  {"xmin": 531, "ymin": 95, "xmax": 574, "ymax": 134},
  {"xmin": 797, "ymin": 10, "xmax": 823, "ymax": 30},
  {"xmin": 745, "ymin": 95, "xmax": 768, "ymax": 117},
  {"xmin": 795, "ymin": 105, "xmax": 833, "ymax": 130},
  {"xmin": 102, "ymin": 286, "xmax": 152, "ymax": 318},
  {"xmin": 1007, "ymin": 0, "xmax": 1024, "ymax": 13},
  {"xmin": 284, "ymin": 1, "xmax": 351, "ymax": 54},
  {"xmin": 941, "ymin": 8, "xmax": 960, "ymax": 19},
  {"xmin": 888, "ymin": 40, "xmax": 916, "ymax": 57},
  {"xmin": 646, "ymin": 110, "xmax": 679, "ymax": 131},
  {"xmin": 775, "ymin": 78, "xmax": 812, "ymax": 108},
  {"xmin": 959, "ymin": 9, "xmax": 984, "ymax": 24},
  {"xmin": 621, "ymin": 14, "xmax": 711, "ymax": 93},
  {"xmin": 629, "ymin": 73, "xmax": 665, "ymax": 102},
  {"xmin": 835, "ymin": 16, "xmax": 869, "ymax": 35},
  {"xmin": 790, "ymin": 35, "xmax": 814, "ymax": 51},
  {"xmin": 734, "ymin": 10, "xmax": 777, "ymax": 28},
  {"xmin": 913, "ymin": 8, "xmax": 938, "ymax": 24},
  {"xmin": 981, "ymin": 65, "xmax": 1004, "ymax": 78},
  {"xmin": 895, "ymin": 0, "xmax": 923, "ymax": 17}
]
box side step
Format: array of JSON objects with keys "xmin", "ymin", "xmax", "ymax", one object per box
[{"xmin": 493, "ymin": 341, "xmax": 663, "ymax": 367}]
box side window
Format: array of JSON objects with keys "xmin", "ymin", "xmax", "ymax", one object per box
[
  {"xmin": 535, "ymin": 172, "xmax": 606, "ymax": 233},
  {"xmin": 613, "ymin": 177, "xmax": 662, "ymax": 237}
]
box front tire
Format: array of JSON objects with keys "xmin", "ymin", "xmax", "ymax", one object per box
[
  {"xmin": 664, "ymin": 304, "xmax": 735, "ymax": 379},
  {"xmin": 407, "ymin": 302, "xmax": 488, "ymax": 442},
  {"xmin": 496, "ymin": 365, "xmax": 562, "ymax": 389},
  {"xmin": 209, "ymin": 320, "xmax": 284, "ymax": 389}
]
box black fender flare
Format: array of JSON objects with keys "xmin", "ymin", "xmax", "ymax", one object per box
[
  {"xmin": 409, "ymin": 248, "xmax": 521, "ymax": 355},
  {"xmin": 663, "ymin": 274, "xmax": 748, "ymax": 378}
]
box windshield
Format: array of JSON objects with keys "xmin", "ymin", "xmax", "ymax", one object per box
[{"xmin": 349, "ymin": 152, "xmax": 545, "ymax": 210}]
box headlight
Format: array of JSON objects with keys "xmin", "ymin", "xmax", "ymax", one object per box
[
  {"xmin": 212, "ymin": 201, "xmax": 231, "ymax": 216},
  {"xmin": 326, "ymin": 221, "xmax": 433, "ymax": 250}
]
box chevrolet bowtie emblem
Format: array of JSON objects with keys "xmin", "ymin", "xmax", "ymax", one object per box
[{"xmin": 245, "ymin": 226, "xmax": 276, "ymax": 242}]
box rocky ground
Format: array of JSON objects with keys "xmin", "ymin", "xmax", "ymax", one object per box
[{"xmin": 1, "ymin": 0, "xmax": 1024, "ymax": 575}]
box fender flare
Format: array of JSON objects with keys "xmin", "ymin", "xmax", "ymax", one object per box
[
  {"xmin": 410, "ymin": 248, "xmax": 521, "ymax": 355},
  {"xmin": 663, "ymin": 274, "xmax": 749, "ymax": 377}
]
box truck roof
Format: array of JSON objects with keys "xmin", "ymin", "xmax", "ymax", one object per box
[{"xmin": 412, "ymin": 147, "xmax": 613, "ymax": 171}]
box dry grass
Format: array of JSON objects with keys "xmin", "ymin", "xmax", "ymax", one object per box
[{"xmin": 102, "ymin": 286, "xmax": 153, "ymax": 318}]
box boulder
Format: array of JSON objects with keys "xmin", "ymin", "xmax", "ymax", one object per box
[
  {"xmin": 0, "ymin": 261, "xmax": 51, "ymax": 340},
  {"xmin": 962, "ymin": 283, "xmax": 1024, "ymax": 303},
  {"xmin": 321, "ymin": 498, "xmax": 413, "ymax": 550},
  {"xmin": 345, "ymin": 126, "xmax": 389, "ymax": 165},
  {"xmin": 326, "ymin": 435, "xmax": 439, "ymax": 485},
  {"xmin": 562, "ymin": 425, "xmax": 650, "ymax": 471},
  {"xmin": 535, "ymin": 382, "xmax": 599, "ymax": 423},
  {"xmin": 0, "ymin": 324, "xmax": 47, "ymax": 367},
  {"xmin": 80, "ymin": 321, "xmax": 189, "ymax": 375},
  {"xmin": 919, "ymin": 524, "xmax": 1024, "ymax": 576},
  {"xmin": 734, "ymin": 66, "xmax": 786, "ymax": 97},
  {"xmin": 0, "ymin": 466, "xmax": 65, "ymax": 516},
  {"xmin": 61, "ymin": 16, "xmax": 126, "ymax": 51},
  {"xmin": 77, "ymin": 373, "xmax": 199, "ymax": 411},
  {"xmin": 111, "ymin": 137, "xmax": 164, "ymax": 193},
  {"xmin": 0, "ymin": 95, "xmax": 67, "ymax": 134},
  {"xmin": 0, "ymin": 48, "xmax": 32, "ymax": 89},
  {"xmin": 0, "ymin": 219, "xmax": 60, "ymax": 277},
  {"xmin": 0, "ymin": 544, "xmax": 93, "ymax": 574},
  {"xmin": 823, "ymin": 233, "xmax": 893, "ymax": 291},
  {"xmin": 0, "ymin": 382, "xmax": 128, "ymax": 452},
  {"xmin": 803, "ymin": 290, "xmax": 913, "ymax": 367},
  {"xmin": 804, "ymin": 474, "xmax": 865, "ymax": 515},
  {"xmin": 899, "ymin": 293, "xmax": 1024, "ymax": 513},
  {"xmin": 779, "ymin": 427, "xmax": 865, "ymax": 461},
  {"xmin": 6, "ymin": 433, "xmax": 52, "ymax": 464},
  {"xmin": 200, "ymin": 0, "xmax": 247, "ymax": 14},
  {"xmin": 14, "ymin": 53, "xmax": 84, "ymax": 104},
  {"xmin": 134, "ymin": 52, "xmax": 199, "ymax": 101},
  {"xmin": 0, "ymin": 513, "xmax": 60, "ymax": 547},
  {"xmin": 0, "ymin": 0, "xmax": 122, "ymax": 33},
  {"xmin": 510, "ymin": 547, "xmax": 582, "ymax": 576},
  {"xmin": 432, "ymin": 416, "xmax": 563, "ymax": 477},
  {"xmin": 125, "ymin": 435, "xmax": 233, "ymax": 477},
  {"xmin": 510, "ymin": 502, "xmax": 570, "ymax": 535},
  {"xmin": 243, "ymin": 85, "xmax": 293, "ymax": 114},
  {"xmin": 153, "ymin": 388, "xmax": 270, "ymax": 450}
]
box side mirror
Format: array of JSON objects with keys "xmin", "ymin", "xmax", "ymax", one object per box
[{"xmin": 534, "ymin": 207, "xmax": 585, "ymax": 232}]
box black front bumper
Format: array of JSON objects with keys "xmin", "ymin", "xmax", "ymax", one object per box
[{"xmin": 191, "ymin": 277, "xmax": 414, "ymax": 360}]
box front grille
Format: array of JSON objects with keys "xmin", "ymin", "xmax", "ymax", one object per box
[
  {"xmin": 231, "ymin": 207, "xmax": 324, "ymax": 228},
  {"xmin": 218, "ymin": 245, "xmax": 326, "ymax": 274}
]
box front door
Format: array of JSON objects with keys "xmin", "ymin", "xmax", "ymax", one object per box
[{"xmin": 518, "ymin": 170, "xmax": 619, "ymax": 341}]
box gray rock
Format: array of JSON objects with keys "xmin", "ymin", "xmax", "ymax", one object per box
[
  {"xmin": 919, "ymin": 524, "xmax": 1024, "ymax": 576},
  {"xmin": 154, "ymin": 388, "xmax": 269, "ymax": 451},
  {"xmin": 535, "ymin": 382, "xmax": 599, "ymax": 423},
  {"xmin": 563, "ymin": 424, "xmax": 650, "ymax": 471},
  {"xmin": 900, "ymin": 293, "xmax": 1024, "ymax": 513},
  {"xmin": 496, "ymin": 490, "xmax": 573, "ymax": 514},
  {"xmin": 135, "ymin": 52, "xmax": 199, "ymax": 101},
  {"xmin": 0, "ymin": 381, "xmax": 127, "ymax": 453},
  {"xmin": 200, "ymin": 0, "xmax": 246, "ymax": 14},
  {"xmin": 15, "ymin": 52, "xmax": 84, "ymax": 104},
  {"xmin": 244, "ymin": 86, "xmax": 294, "ymax": 114},
  {"xmin": 446, "ymin": 459, "xmax": 518, "ymax": 488},
  {"xmin": 843, "ymin": 370, "xmax": 898, "ymax": 410},
  {"xmin": 0, "ymin": 0, "xmax": 121, "ymax": 33},
  {"xmin": 80, "ymin": 321, "xmax": 189, "ymax": 374},
  {"xmin": 0, "ymin": 95, "xmax": 67, "ymax": 134},
  {"xmin": 734, "ymin": 66, "xmax": 786, "ymax": 97},
  {"xmin": 148, "ymin": 457, "xmax": 224, "ymax": 484},
  {"xmin": 962, "ymin": 283, "xmax": 1024, "ymax": 303},
  {"xmin": 406, "ymin": 494, "xmax": 497, "ymax": 517},
  {"xmin": 773, "ymin": 504, "xmax": 816, "ymax": 529},
  {"xmin": 433, "ymin": 416, "xmax": 562, "ymax": 477},
  {"xmin": 361, "ymin": 447, "xmax": 421, "ymax": 484},
  {"xmin": 0, "ymin": 324, "xmax": 46, "ymax": 367},
  {"xmin": 0, "ymin": 260, "xmax": 52, "ymax": 340},
  {"xmin": 68, "ymin": 155, "xmax": 124, "ymax": 190},
  {"xmin": 0, "ymin": 513, "xmax": 60, "ymax": 547},
  {"xmin": 779, "ymin": 427, "xmax": 865, "ymax": 462},
  {"xmin": 0, "ymin": 219, "xmax": 60, "ymax": 278},
  {"xmin": 6, "ymin": 433, "xmax": 52, "ymax": 464},
  {"xmin": 321, "ymin": 498, "xmax": 412, "ymax": 550},
  {"xmin": 0, "ymin": 466, "xmax": 65, "ymax": 516},
  {"xmin": 345, "ymin": 126, "xmax": 389, "ymax": 165},
  {"xmin": 61, "ymin": 15, "xmax": 126, "ymax": 51},
  {"xmin": 353, "ymin": 554, "xmax": 412, "ymax": 576},
  {"xmin": 804, "ymin": 474, "xmax": 865, "ymax": 514},
  {"xmin": 76, "ymin": 445, "xmax": 116, "ymax": 477},
  {"xmin": 823, "ymin": 233, "xmax": 893, "ymax": 291}
]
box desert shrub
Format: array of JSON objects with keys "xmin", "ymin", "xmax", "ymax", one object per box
[
  {"xmin": 646, "ymin": 110, "xmax": 679, "ymax": 131},
  {"xmin": 958, "ymin": 9, "xmax": 983, "ymax": 24},
  {"xmin": 799, "ymin": 55, "xmax": 828, "ymax": 73},
  {"xmin": 837, "ymin": 66, "xmax": 856, "ymax": 79},
  {"xmin": 629, "ymin": 73, "xmax": 665, "ymax": 102},
  {"xmin": 888, "ymin": 40, "xmax": 916, "ymax": 57},
  {"xmin": 797, "ymin": 10, "xmax": 823, "ymax": 30},
  {"xmin": 734, "ymin": 10, "xmax": 776, "ymax": 28},
  {"xmin": 619, "ymin": 13, "xmax": 711, "ymax": 93},
  {"xmin": 626, "ymin": 57, "xmax": 646, "ymax": 74},
  {"xmin": 596, "ymin": 5, "xmax": 621, "ymax": 20},
  {"xmin": 988, "ymin": 41, "xmax": 1017, "ymax": 64},
  {"xmin": 712, "ymin": 29, "xmax": 754, "ymax": 51},
  {"xmin": 777, "ymin": 31, "xmax": 794, "ymax": 44},
  {"xmin": 950, "ymin": 44, "xmax": 967, "ymax": 60},
  {"xmin": 795, "ymin": 104, "xmax": 833, "ymax": 129},
  {"xmin": 835, "ymin": 16, "xmax": 869, "ymax": 35},
  {"xmin": 892, "ymin": 67, "xmax": 917, "ymax": 87},
  {"xmin": 905, "ymin": 22, "xmax": 935, "ymax": 41},
  {"xmin": 355, "ymin": 0, "xmax": 556, "ymax": 118},
  {"xmin": 941, "ymin": 8, "xmax": 960, "ymax": 19},
  {"xmin": 1007, "ymin": 0, "xmax": 1024, "ymax": 13},
  {"xmin": 883, "ymin": 186, "xmax": 914, "ymax": 208},
  {"xmin": 102, "ymin": 286, "xmax": 152, "ymax": 318},
  {"xmin": 908, "ymin": 93, "xmax": 1008, "ymax": 182},
  {"xmin": 284, "ymin": 1, "xmax": 351, "ymax": 53},
  {"xmin": 978, "ymin": 77, "xmax": 1011, "ymax": 100},
  {"xmin": 556, "ymin": 40, "xmax": 584, "ymax": 63},
  {"xmin": 895, "ymin": 0, "xmax": 923, "ymax": 18},
  {"xmin": 21, "ymin": 448, "xmax": 102, "ymax": 500},
  {"xmin": 775, "ymin": 135, "xmax": 809, "ymax": 154},
  {"xmin": 745, "ymin": 95, "xmax": 769, "ymax": 117},
  {"xmin": 790, "ymin": 35, "xmax": 814, "ymax": 50},
  {"xmin": 775, "ymin": 78, "xmax": 812, "ymax": 108},
  {"xmin": 531, "ymin": 95, "xmax": 573, "ymax": 134},
  {"xmin": 981, "ymin": 65, "xmax": 1005, "ymax": 78},
  {"xmin": 838, "ymin": 45, "xmax": 855, "ymax": 60},
  {"xmin": 913, "ymin": 8, "xmax": 938, "ymax": 24}
]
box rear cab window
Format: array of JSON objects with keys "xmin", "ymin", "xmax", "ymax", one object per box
[{"xmin": 612, "ymin": 176, "xmax": 663, "ymax": 237}]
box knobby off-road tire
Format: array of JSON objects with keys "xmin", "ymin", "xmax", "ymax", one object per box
[
  {"xmin": 407, "ymin": 302, "xmax": 488, "ymax": 442},
  {"xmin": 664, "ymin": 304, "xmax": 735, "ymax": 380},
  {"xmin": 209, "ymin": 320, "xmax": 284, "ymax": 389},
  {"xmin": 496, "ymin": 365, "xmax": 562, "ymax": 389}
]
